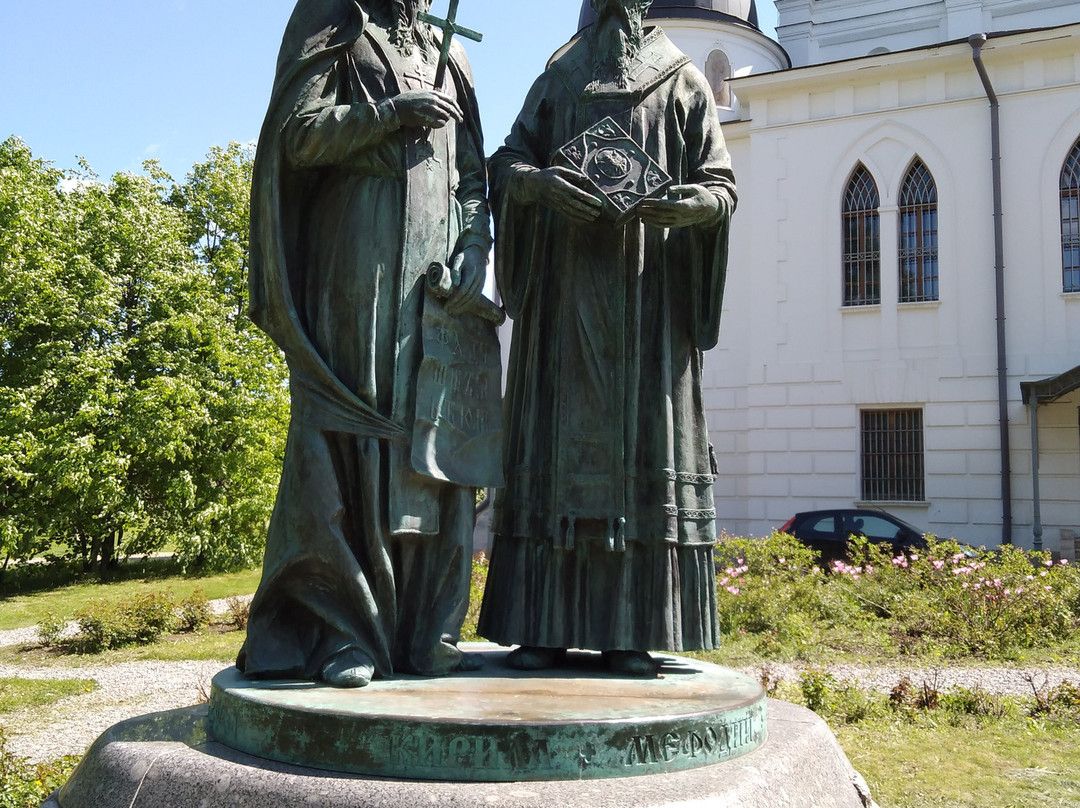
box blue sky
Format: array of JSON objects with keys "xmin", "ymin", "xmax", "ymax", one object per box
[{"xmin": 0, "ymin": 1, "xmax": 776, "ymax": 181}]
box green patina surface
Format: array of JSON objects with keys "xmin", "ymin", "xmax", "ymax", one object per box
[{"xmin": 208, "ymin": 650, "xmax": 767, "ymax": 782}]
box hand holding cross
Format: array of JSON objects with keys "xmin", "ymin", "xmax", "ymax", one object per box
[{"xmin": 417, "ymin": 0, "xmax": 484, "ymax": 90}]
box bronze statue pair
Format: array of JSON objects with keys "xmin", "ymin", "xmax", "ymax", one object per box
[{"xmin": 239, "ymin": 0, "xmax": 736, "ymax": 688}]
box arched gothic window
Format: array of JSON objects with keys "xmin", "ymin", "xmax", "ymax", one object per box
[
  {"xmin": 898, "ymin": 159, "xmax": 939, "ymax": 302},
  {"xmin": 842, "ymin": 165, "xmax": 881, "ymax": 306},
  {"xmin": 1062, "ymin": 138, "xmax": 1080, "ymax": 293}
]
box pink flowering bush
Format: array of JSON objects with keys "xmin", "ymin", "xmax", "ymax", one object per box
[
  {"xmin": 834, "ymin": 537, "xmax": 1080, "ymax": 658},
  {"xmin": 712, "ymin": 533, "xmax": 1080, "ymax": 661},
  {"xmin": 714, "ymin": 532, "xmax": 862, "ymax": 658}
]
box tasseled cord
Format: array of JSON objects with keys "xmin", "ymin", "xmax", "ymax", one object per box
[
  {"xmin": 561, "ymin": 514, "xmax": 577, "ymax": 550},
  {"xmin": 608, "ymin": 517, "xmax": 627, "ymax": 552}
]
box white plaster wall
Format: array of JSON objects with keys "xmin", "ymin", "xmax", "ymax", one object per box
[
  {"xmin": 655, "ymin": 18, "xmax": 789, "ymax": 76},
  {"xmin": 775, "ymin": 0, "xmax": 1080, "ymax": 68},
  {"xmin": 709, "ymin": 27, "xmax": 1080, "ymax": 547}
]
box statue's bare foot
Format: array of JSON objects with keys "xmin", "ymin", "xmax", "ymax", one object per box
[
  {"xmin": 505, "ymin": 646, "xmax": 566, "ymax": 670},
  {"xmin": 603, "ymin": 650, "xmax": 658, "ymax": 677},
  {"xmin": 321, "ymin": 650, "xmax": 375, "ymax": 688}
]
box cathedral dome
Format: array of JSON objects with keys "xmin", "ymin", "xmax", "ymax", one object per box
[{"xmin": 577, "ymin": 0, "xmax": 761, "ymax": 33}]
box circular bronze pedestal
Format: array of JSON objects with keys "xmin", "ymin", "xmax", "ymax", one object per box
[{"xmin": 208, "ymin": 649, "xmax": 766, "ymax": 782}]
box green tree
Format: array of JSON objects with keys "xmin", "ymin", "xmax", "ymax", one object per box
[
  {"xmin": 171, "ymin": 142, "xmax": 254, "ymax": 323},
  {"xmin": 0, "ymin": 137, "xmax": 287, "ymax": 577},
  {"xmin": 167, "ymin": 142, "xmax": 289, "ymax": 570},
  {"xmin": 0, "ymin": 137, "xmax": 91, "ymax": 573}
]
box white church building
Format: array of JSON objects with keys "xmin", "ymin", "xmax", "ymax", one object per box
[{"xmin": 564, "ymin": 0, "xmax": 1080, "ymax": 552}]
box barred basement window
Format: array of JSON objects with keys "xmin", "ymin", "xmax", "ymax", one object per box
[
  {"xmin": 842, "ymin": 165, "xmax": 881, "ymax": 306},
  {"xmin": 899, "ymin": 159, "xmax": 939, "ymax": 302},
  {"xmin": 861, "ymin": 409, "xmax": 924, "ymax": 502},
  {"xmin": 1062, "ymin": 138, "xmax": 1080, "ymax": 293}
]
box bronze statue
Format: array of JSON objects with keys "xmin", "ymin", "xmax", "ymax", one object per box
[
  {"xmin": 239, "ymin": 0, "xmax": 494, "ymax": 688},
  {"xmin": 478, "ymin": 0, "xmax": 737, "ymax": 676}
]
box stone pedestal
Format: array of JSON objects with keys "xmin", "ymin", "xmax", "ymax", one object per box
[{"xmin": 44, "ymin": 650, "xmax": 878, "ymax": 808}]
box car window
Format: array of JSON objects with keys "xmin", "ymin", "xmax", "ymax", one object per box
[
  {"xmin": 854, "ymin": 516, "xmax": 900, "ymax": 540},
  {"xmin": 805, "ymin": 515, "xmax": 836, "ymax": 536}
]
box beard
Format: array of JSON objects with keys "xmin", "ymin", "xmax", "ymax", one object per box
[
  {"xmin": 381, "ymin": 0, "xmax": 435, "ymax": 58},
  {"xmin": 588, "ymin": 0, "xmax": 651, "ymax": 89}
]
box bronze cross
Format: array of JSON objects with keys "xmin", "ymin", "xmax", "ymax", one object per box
[
  {"xmin": 417, "ymin": 0, "xmax": 483, "ymax": 90},
  {"xmin": 400, "ymin": 67, "xmax": 436, "ymax": 90}
]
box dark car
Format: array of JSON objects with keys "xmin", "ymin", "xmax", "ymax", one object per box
[{"xmin": 779, "ymin": 509, "xmax": 928, "ymax": 565}]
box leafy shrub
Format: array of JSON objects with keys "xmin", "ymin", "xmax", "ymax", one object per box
[
  {"xmin": 799, "ymin": 668, "xmax": 837, "ymax": 713},
  {"xmin": 128, "ymin": 592, "xmax": 177, "ymax": 641},
  {"xmin": 72, "ymin": 592, "xmax": 177, "ymax": 652},
  {"xmin": 831, "ymin": 681, "xmax": 883, "ymax": 724},
  {"xmin": 889, "ymin": 676, "xmax": 916, "ymax": 714},
  {"xmin": 1049, "ymin": 680, "xmax": 1080, "ymax": 710},
  {"xmin": 177, "ymin": 590, "xmax": 211, "ymax": 633},
  {"xmin": 72, "ymin": 601, "xmax": 125, "ymax": 652},
  {"xmin": 931, "ymin": 545, "xmax": 1072, "ymax": 656},
  {"xmin": 1026, "ymin": 674, "xmax": 1080, "ymax": 723},
  {"xmin": 798, "ymin": 670, "xmax": 1022, "ymax": 727},
  {"xmin": 887, "ymin": 672, "xmax": 943, "ymax": 714},
  {"xmin": 714, "ymin": 532, "xmax": 864, "ymax": 658},
  {"xmin": 716, "ymin": 530, "xmax": 820, "ymax": 577},
  {"xmin": 939, "ymin": 686, "xmax": 1017, "ymax": 720},
  {"xmin": 816, "ymin": 536, "xmax": 1080, "ymax": 659},
  {"xmin": 0, "ymin": 727, "xmax": 78, "ymax": 808},
  {"xmin": 756, "ymin": 665, "xmax": 784, "ymax": 697},
  {"xmin": 36, "ymin": 612, "xmax": 68, "ymax": 647},
  {"xmin": 797, "ymin": 669, "xmax": 883, "ymax": 724},
  {"xmin": 224, "ymin": 596, "xmax": 251, "ymax": 631}
]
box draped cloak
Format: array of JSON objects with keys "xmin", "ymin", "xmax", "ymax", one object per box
[
  {"xmin": 477, "ymin": 28, "xmax": 736, "ymax": 653},
  {"xmin": 238, "ymin": 0, "xmax": 491, "ymax": 680}
]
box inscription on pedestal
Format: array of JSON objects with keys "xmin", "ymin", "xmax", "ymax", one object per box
[
  {"xmin": 626, "ymin": 715, "xmax": 760, "ymax": 767},
  {"xmin": 369, "ymin": 701, "xmax": 765, "ymax": 778},
  {"xmin": 208, "ymin": 658, "xmax": 769, "ymax": 783}
]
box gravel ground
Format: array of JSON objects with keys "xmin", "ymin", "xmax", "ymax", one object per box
[
  {"xmin": 735, "ymin": 660, "xmax": 1080, "ymax": 699},
  {"xmin": 0, "ymin": 596, "xmax": 249, "ymax": 761},
  {"xmin": 0, "ymin": 659, "xmax": 228, "ymax": 762},
  {"xmin": 2, "ymin": 614, "xmax": 1079, "ymax": 763}
]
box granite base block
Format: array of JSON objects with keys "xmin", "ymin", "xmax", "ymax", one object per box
[{"xmin": 44, "ymin": 699, "xmax": 877, "ymax": 808}]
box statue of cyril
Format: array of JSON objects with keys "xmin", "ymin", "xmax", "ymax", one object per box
[{"xmin": 239, "ymin": 0, "xmax": 495, "ymax": 689}]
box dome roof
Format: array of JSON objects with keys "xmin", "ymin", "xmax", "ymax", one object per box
[{"xmin": 577, "ymin": 0, "xmax": 760, "ymax": 33}]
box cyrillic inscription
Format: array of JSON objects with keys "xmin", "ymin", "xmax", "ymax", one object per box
[{"xmin": 626, "ymin": 715, "xmax": 761, "ymax": 768}]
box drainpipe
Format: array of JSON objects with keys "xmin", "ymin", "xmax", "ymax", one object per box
[
  {"xmin": 969, "ymin": 33, "xmax": 1013, "ymax": 546},
  {"xmin": 1028, "ymin": 398, "xmax": 1043, "ymax": 552}
]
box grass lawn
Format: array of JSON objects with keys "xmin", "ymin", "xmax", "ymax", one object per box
[
  {"xmin": 838, "ymin": 717, "xmax": 1080, "ymax": 808},
  {"xmin": 0, "ymin": 677, "xmax": 97, "ymax": 714},
  {"xmin": 0, "ymin": 567, "xmax": 262, "ymax": 631},
  {"xmin": 0, "ymin": 620, "xmax": 245, "ymax": 668}
]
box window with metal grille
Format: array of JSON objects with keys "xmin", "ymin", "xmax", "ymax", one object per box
[
  {"xmin": 899, "ymin": 159, "xmax": 939, "ymax": 302},
  {"xmin": 1062, "ymin": 138, "xmax": 1080, "ymax": 293},
  {"xmin": 861, "ymin": 409, "xmax": 924, "ymax": 502},
  {"xmin": 842, "ymin": 165, "xmax": 881, "ymax": 306}
]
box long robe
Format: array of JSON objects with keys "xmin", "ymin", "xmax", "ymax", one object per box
[
  {"xmin": 478, "ymin": 28, "xmax": 736, "ymax": 653},
  {"xmin": 238, "ymin": 0, "xmax": 491, "ymax": 681}
]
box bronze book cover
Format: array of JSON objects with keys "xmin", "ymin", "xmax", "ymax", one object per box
[{"xmin": 554, "ymin": 116, "xmax": 672, "ymax": 225}]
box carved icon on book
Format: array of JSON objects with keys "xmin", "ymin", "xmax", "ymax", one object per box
[{"xmin": 554, "ymin": 116, "xmax": 672, "ymax": 225}]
